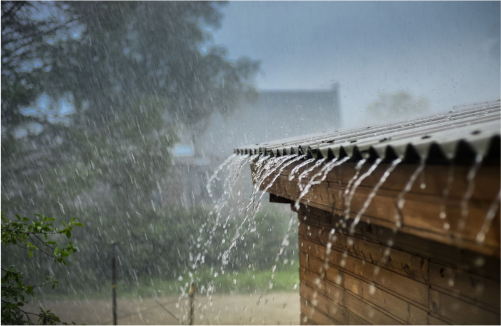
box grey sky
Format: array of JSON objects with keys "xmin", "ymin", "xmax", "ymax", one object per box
[{"xmin": 212, "ymin": 1, "xmax": 500, "ymax": 128}]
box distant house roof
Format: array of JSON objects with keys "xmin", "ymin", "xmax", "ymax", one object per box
[
  {"xmin": 235, "ymin": 100, "xmax": 500, "ymax": 164},
  {"xmin": 199, "ymin": 86, "xmax": 342, "ymax": 158}
]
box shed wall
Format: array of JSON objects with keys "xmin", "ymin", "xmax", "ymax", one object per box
[{"xmin": 297, "ymin": 205, "xmax": 500, "ymax": 325}]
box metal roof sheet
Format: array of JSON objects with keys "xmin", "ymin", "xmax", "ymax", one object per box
[{"xmin": 234, "ymin": 100, "xmax": 501, "ymax": 163}]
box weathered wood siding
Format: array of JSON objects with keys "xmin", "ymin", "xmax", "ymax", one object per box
[
  {"xmin": 297, "ymin": 205, "xmax": 500, "ymax": 325},
  {"xmin": 256, "ymin": 160, "xmax": 500, "ymax": 256}
]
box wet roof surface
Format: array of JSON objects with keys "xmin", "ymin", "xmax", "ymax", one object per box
[{"xmin": 234, "ymin": 100, "xmax": 501, "ymax": 163}]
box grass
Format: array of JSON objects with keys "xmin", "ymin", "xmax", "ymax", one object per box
[
  {"xmin": 125, "ymin": 262, "xmax": 300, "ymax": 299},
  {"xmin": 36, "ymin": 262, "xmax": 299, "ymax": 301}
]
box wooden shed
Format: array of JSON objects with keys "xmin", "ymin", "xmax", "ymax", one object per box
[{"xmin": 235, "ymin": 101, "xmax": 500, "ymax": 325}]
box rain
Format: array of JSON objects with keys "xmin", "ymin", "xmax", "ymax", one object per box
[{"xmin": 1, "ymin": 1, "xmax": 500, "ymax": 325}]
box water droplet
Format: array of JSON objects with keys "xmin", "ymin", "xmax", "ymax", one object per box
[
  {"xmin": 475, "ymin": 256, "xmax": 485, "ymax": 267},
  {"xmin": 369, "ymin": 284, "xmax": 376, "ymax": 295},
  {"xmin": 439, "ymin": 211, "xmax": 447, "ymax": 219},
  {"xmin": 233, "ymin": 279, "xmax": 237, "ymax": 285}
]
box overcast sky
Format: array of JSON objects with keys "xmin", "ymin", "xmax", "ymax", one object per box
[{"xmin": 212, "ymin": 1, "xmax": 500, "ymax": 128}]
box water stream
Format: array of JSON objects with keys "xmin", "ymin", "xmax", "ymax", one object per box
[
  {"xmin": 476, "ymin": 190, "xmax": 501, "ymax": 244},
  {"xmin": 394, "ymin": 159, "xmax": 426, "ymax": 230},
  {"xmin": 297, "ymin": 158, "xmax": 326, "ymax": 192},
  {"xmin": 349, "ymin": 158, "xmax": 402, "ymax": 234},
  {"xmin": 288, "ymin": 158, "xmax": 316, "ymax": 181},
  {"xmin": 343, "ymin": 159, "xmax": 367, "ymax": 201},
  {"xmin": 225, "ymin": 154, "xmax": 300, "ymax": 263},
  {"xmin": 194, "ymin": 148, "xmax": 495, "ymax": 322},
  {"xmin": 439, "ymin": 163, "xmax": 455, "ymax": 231},
  {"xmin": 458, "ymin": 154, "xmax": 483, "ymax": 230},
  {"xmin": 206, "ymin": 154, "xmax": 237, "ymax": 198},
  {"xmin": 294, "ymin": 157, "xmax": 350, "ymax": 210},
  {"xmin": 344, "ymin": 158, "xmax": 383, "ymax": 221}
]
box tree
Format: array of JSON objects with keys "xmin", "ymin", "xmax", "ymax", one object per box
[
  {"xmin": 366, "ymin": 91, "xmax": 430, "ymax": 121},
  {"xmin": 1, "ymin": 2, "xmax": 76, "ymax": 135},
  {"xmin": 1, "ymin": 212, "xmax": 83, "ymax": 324},
  {"xmin": 1, "ymin": 1, "xmax": 260, "ymax": 287}
]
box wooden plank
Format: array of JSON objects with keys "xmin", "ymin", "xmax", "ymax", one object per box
[
  {"xmin": 377, "ymin": 226, "xmax": 501, "ymax": 281},
  {"xmin": 269, "ymin": 194, "xmax": 293, "ymax": 204},
  {"xmin": 300, "ymin": 299, "xmax": 342, "ymax": 325},
  {"xmin": 297, "ymin": 205, "xmax": 379, "ymax": 242},
  {"xmin": 273, "ymin": 160, "xmax": 500, "ymax": 202},
  {"xmin": 301, "ymin": 284, "xmax": 369, "ymax": 325},
  {"xmin": 299, "ymin": 240, "xmax": 429, "ymax": 307},
  {"xmin": 266, "ymin": 173, "xmax": 500, "ymax": 256},
  {"xmin": 300, "ymin": 267, "xmax": 428, "ymax": 326},
  {"xmin": 429, "ymin": 262, "xmax": 500, "ymax": 312},
  {"xmin": 299, "ymin": 222, "xmax": 429, "ymax": 283},
  {"xmin": 428, "ymin": 313, "xmax": 451, "ymax": 325},
  {"xmin": 301, "ymin": 284, "xmax": 403, "ymax": 326},
  {"xmin": 429, "ymin": 289, "xmax": 500, "ymax": 325}
]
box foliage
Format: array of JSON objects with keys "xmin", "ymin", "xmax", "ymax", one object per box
[
  {"xmin": 1, "ymin": 212, "xmax": 83, "ymax": 325},
  {"xmin": 0, "ymin": 1, "xmax": 264, "ymax": 303},
  {"xmin": 1, "ymin": 2, "xmax": 76, "ymax": 131}
]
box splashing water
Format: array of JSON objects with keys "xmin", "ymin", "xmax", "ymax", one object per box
[
  {"xmin": 212, "ymin": 154, "xmax": 254, "ymax": 229},
  {"xmin": 458, "ymin": 154, "xmax": 483, "ymax": 230},
  {"xmin": 475, "ymin": 190, "xmax": 501, "ymax": 244},
  {"xmin": 288, "ymin": 158, "xmax": 316, "ymax": 181},
  {"xmin": 206, "ymin": 153, "xmax": 237, "ymax": 198},
  {"xmin": 394, "ymin": 159, "xmax": 426, "ymax": 230},
  {"xmin": 224, "ymin": 154, "xmax": 299, "ymax": 263},
  {"xmin": 297, "ymin": 158, "xmax": 326, "ymax": 192},
  {"xmin": 260, "ymin": 154, "xmax": 306, "ymax": 199},
  {"xmin": 344, "ymin": 158, "xmax": 383, "ymax": 221},
  {"xmin": 349, "ymin": 158, "xmax": 402, "ymax": 235},
  {"xmin": 295, "ymin": 157, "xmax": 350, "ymax": 210},
  {"xmin": 248, "ymin": 155, "xmax": 291, "ymax": 215},
  {"xmin": 254, "ymin": 155, "xmax": 297, "ymax": 196},
  {"xmin": 182, "ymin": 153, "xmax": 254, "ymax": 311},
  {"xmin": 251, "ymin": 154, "xmax": 272, "ymax": 184}
]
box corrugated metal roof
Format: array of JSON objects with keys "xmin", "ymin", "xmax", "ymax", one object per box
[{"xmin": 234, "ymin": 100, "xmax": 500, "ymax": 163}]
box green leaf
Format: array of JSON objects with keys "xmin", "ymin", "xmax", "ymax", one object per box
[
  {"xmin": 28, "ymin": 250, "xmax": 33, "ymax": 259},
  {"xmin": 73, "ymin": 222, "xmax": 84, "ymax": 227},
  {"xmin": 54, "ymin": 246, "xmax": 61, "ymax": 256},
  {"xmin": 66, "ymin": 230, "xmax": 72, "ymax": 238}
]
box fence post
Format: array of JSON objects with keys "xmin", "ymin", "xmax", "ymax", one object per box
[
  {"xmin": 111, "ymin": 241, "xmax": 117, "ymax": 325},
  {"xmin": 188, "ymin": 282, "xmax": 195, "ymax": 325}
]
